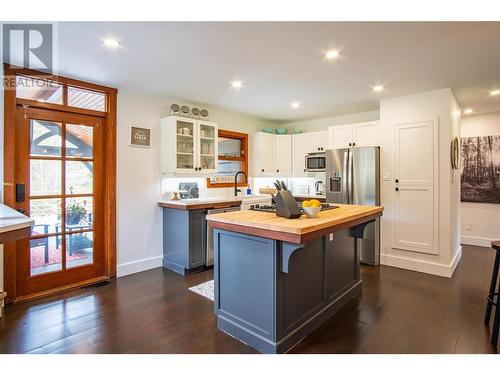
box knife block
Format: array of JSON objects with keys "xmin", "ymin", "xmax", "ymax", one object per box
[{"xmin": 275, "ymin": 190, "xmax": 302, "ymax": 219}]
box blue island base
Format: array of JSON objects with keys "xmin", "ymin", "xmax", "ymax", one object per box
[{"xmin": 214, "ymin": 227, "xmax": 363, "ymax": 354}]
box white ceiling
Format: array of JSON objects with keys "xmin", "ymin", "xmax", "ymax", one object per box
[{"xmin": 55, "ymin": 22, "xmax": 500, "ymax": 122}]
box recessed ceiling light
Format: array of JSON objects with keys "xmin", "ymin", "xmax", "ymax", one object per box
[
  {"xmin": 291, "ymin": 101, "xmax": 301, "ymax": 109},
  {"xmin": 103, "ymin": 38, "xmax": 120, "ymax": 48},
  {"xmin": 463, "ymin": 108, "xmax": 474, "ymax": 114},
  {"xmin": 325, "ymin": 50, "xmax": 340, "ymax": 60},
  {"xmin": 231, "ymin": 80, "xmax": 243, "ymax": 89},
  {"xmin": 489, "ymin": 90, "xmax": 500, "ymax": 96},
  {"xmin": 372, "ymin": 85, "xmax": 384, "ymax": 93}
]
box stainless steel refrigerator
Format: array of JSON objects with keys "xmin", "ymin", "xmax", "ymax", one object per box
[{"xmin": 326, "ymin": 146, "xmax": 380, "ymax": 265}]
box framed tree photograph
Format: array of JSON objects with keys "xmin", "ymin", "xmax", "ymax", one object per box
[{"xmin": 460, "ymin": 135, "xmax": 500, "ymax": 203}]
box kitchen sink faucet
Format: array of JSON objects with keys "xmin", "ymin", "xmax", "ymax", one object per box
[{"xmin": 234, "ymin": 171, "xmax": 248, "ymax": 196}]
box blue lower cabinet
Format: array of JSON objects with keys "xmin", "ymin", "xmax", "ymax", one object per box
[
  {"xmin": 214, "ymin": 228, "xmax": 361, "ymax": 354},
  {"xmin": 162, "ymin": 208, "xmax": 206, "ymax": 275}
]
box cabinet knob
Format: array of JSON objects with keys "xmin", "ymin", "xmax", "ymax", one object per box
[
  {"xmin": 261, "ymin": 169, "xmax": 264, "ymax": 172},
  {"xmin": 353, "ymin": 142, "xmax": 356, "ymax": 147},
  {"xmin": 395, "ymin": 179, "xmax": 399, "ymax": 183},
  {"xmin": 395, "ymin": 187, "xmax": 399, "ymax": 191},
  {"xmin": 277, "ymin": 169, "xmax": 279, "ymax": 173}
]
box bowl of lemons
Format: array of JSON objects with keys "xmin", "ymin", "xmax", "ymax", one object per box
[{"xmin": 302, "ymin": 199, "xmax": 322, "ymax": 218}]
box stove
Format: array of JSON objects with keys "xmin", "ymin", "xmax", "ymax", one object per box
[{"xmin": 249, "ymin": 203, "xmax": 338, "ymax": 214}]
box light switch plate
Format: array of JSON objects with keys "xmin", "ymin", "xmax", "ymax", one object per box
[
  {"xmin": 382, "ymin": 171, "xmax": 391, "ymax": 181},
  {"xmin": 329, "ymin": 233, "xmax": 334, "ymax": 241}
]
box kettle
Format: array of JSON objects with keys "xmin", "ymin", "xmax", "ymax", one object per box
[{"xmin": 315, "ymin": 181, "xmax": 324, "ymax": 195}]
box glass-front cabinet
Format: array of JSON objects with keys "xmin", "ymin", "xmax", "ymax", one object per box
[{"xmin": 161, "ymin": 116, "xmax": 218, "ymax": 174}]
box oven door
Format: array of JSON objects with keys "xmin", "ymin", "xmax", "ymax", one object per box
[{"xmin": 305, "ymin": 154, "xmax": 326, "ymax": 172}]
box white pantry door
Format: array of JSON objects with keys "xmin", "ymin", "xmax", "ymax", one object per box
[{"xmin": 393, "ymin": 120, "xmax": 438, "ymax": 254}]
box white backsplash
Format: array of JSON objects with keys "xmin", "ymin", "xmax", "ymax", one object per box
[{"xmin": 161, "ymin": 174, "xmax": 326, "ymax": 200}]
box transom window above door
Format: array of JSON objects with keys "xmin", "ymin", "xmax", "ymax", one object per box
[{"xmin": 15, "ymin": 75, "xmax": 107, "ymax": 113}]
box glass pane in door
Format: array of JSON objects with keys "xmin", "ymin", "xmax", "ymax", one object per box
[
  {"xmin": 176, "ymin": 154, "xmax": 194, "ymax": 169},
  {"xmin": 66, "ymin": 161, "xmax": 93, "ymax": 194},
  {"xmin": 30, "ymin": 159, "xmax": 62, "ymax": 196},
  {"xmin": 200, "ymin": 124, "xmax": 215, "ymax": 170},
  {"xmin": 66, "ymin": 124, "xmax": 93, "ymax": 158},
  {"xmin": 30, "ymin": 235, "xmax": 63, "ymax": 276},
  {"xmin": 176, "ymin": 120, "xmax": 194, "ymax": 169},
  {"xmin": 17, "ymin": 76, "xmax": 63, "ymax": 104},
  {"xmin": 65, "ymin": 197, "xmax": 93, "ymax": 231},
  {"xmin": 30, "ymin": 198, "xmax": 62, "ymax": 235},
  {"xmin": 66, "ymin": 231, "xmax": 93, "ymax": 268},
  {"xmin": 30, "ymin": 120, "xmax": 62, "ymax": 157}
]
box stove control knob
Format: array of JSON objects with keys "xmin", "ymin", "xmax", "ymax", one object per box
[
  {"xmin": 255, "ymin": 204, "xmax": 260, "ymax": 208},
  {"xmin": 250, "ymin": 205, "xmax": 255, "ymax": 209}
]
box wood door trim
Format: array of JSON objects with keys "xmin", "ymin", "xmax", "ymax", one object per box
[
  {"xmin": 14, "ymin": 275, "xmax": 109, "ymax": 303},
  {"xmin": 3, "ymin": 65, "xmax": 117, "ymax": 304}
]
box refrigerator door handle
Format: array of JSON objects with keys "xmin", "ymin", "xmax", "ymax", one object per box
[
  {"xmin": 343, "ymin": 150, "xmax": 349, "ymax": 204},
  {"xmin": 347, "ymin": 150, "xmax": 353, "ymax": 204}
]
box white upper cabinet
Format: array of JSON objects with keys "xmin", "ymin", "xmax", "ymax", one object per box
[
  {"xmin": 251, "ymin": 130, "xmax": 328, "ymax": 177},
  {"xmin": 250, "ymin": 132, "xmax": 277, "ymax": 176},
  {"xmin": 292, "ymin": 133, "xmax": 311, "ymax": 176},
  {"xmin": 275, "ymin": 134, "xmax": 292, "ymax": 175},
  {"xmin": 352, "ymin": 121, "xmax": 379, "ymax": 147},
  {"xmin": 330, "ymin": 124, "xmax": 353, "ymax": 149},
  {"xmin": 328, "ymin": 121, "xmax": 379, "ymax": 149},
  {"xmin": 291, "ymin": 130, "xmax": 328, "ymax": 177},
  {"xmin": 161, "ymin": 116, "xmax": 218, "ymax": 174},
  {"xmin": 309, "ymin": 130, "xmax": 328, "ymax": 152}
]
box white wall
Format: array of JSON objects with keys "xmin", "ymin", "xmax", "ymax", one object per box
[
  {"xmin": 283, "ymin": 110, "xmax": 379, "ymax": 132},
  {"xmin": 117, "ymin": 90, "xmax": 271, "ymax": 276},
  {"xmin": 460, "ymin": 111, "xmax": 500, "ymax": 247},
  {"xmin": 379, "ymin": 88, "xmax": 461, "ymax": 278}
]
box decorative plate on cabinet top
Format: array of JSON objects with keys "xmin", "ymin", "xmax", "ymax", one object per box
[
  {"xmin": 200, "ymin": 109, "xmax": 209, "ymax": 118},
  {"xmin": 170, "ymin": 103, "xmax": 180, "ymax": 114},
  {"xmin": 181, "ymin": 105, "xmax": 190, "ymax": 114},
  {"xmin": 191, "ymin": 107, "xmax": 200, "ymax": 116}
]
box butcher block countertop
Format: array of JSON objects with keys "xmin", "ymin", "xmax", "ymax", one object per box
[
  {"xmin": 207, "ymin": 204, "xmax": 383, "ymax": 243},
  {"xmin": 158, "ymin": 197, "xmax": 242, "ymax": 210}
]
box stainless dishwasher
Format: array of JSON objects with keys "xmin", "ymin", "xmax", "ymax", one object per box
[{"xmin": 206, "ymin": 206, "xmax": 240, "ymax": 266}]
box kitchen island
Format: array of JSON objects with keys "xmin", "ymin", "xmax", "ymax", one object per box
[{"xmin": 206, "ymin": 204, "xmax": 383, "ymax": 354}]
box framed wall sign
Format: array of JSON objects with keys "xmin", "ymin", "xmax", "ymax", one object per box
[{"xmin": 130, "ymin": 126, "xmax": 151, "ymax": 147}]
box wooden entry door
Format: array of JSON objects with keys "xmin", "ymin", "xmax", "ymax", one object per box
[{"xmin": 14, "ymin": 106, "xmax": 105, "ymax": 297}]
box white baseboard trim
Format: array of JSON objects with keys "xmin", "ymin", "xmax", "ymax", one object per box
[
  {"xmin": 380, "ymin": 246, "xmax": 462, "ymax": 278},
  {"xmin": 461, "ymin": 235, "xmax": 496, "ymax": 248},
  {"xmin": 117, "ymin": 256, "xmax": 163, "ymax": 277}
]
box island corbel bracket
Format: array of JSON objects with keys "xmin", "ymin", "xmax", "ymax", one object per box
[
  {"xmin": 349, "ymin": 220, "xmax": 375, "ymax": 239},
  {"xmin": 280, "ymin": 242, "xmax": 306, "ymax": 273}
]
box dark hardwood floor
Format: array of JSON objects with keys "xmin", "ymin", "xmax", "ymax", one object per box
[{"xmin": 0, "ymin": 245, "xmax": 497, "ymax": 354}]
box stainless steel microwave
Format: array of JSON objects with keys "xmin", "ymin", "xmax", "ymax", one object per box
[{"xmin": 305, "ymin": 152, "xmax": 326, "ymax": 172}]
